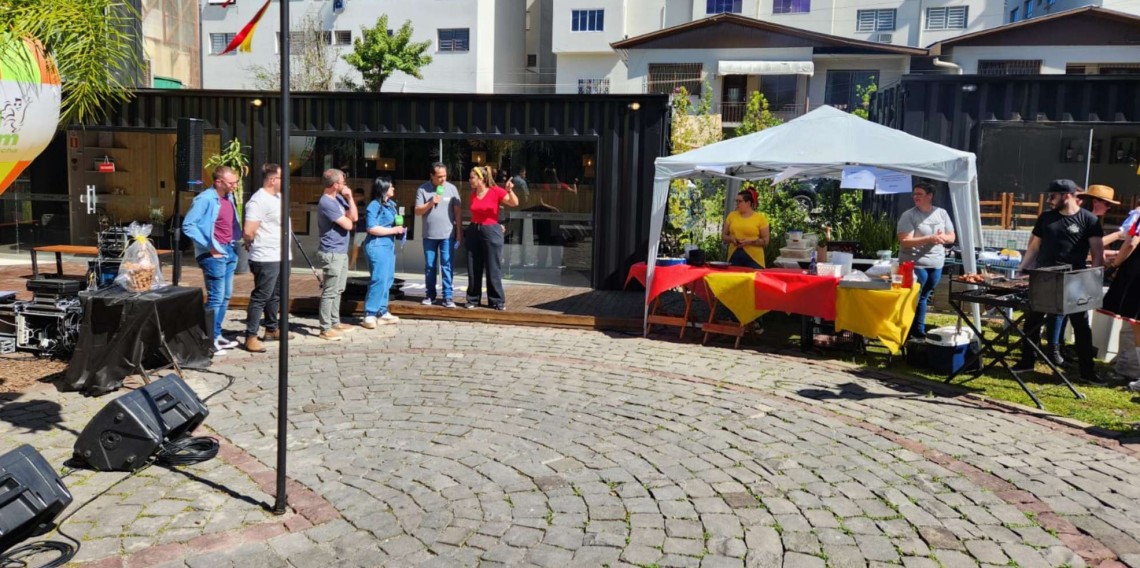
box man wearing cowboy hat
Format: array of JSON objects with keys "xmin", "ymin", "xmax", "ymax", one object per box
[
  {"xmin": 1016, "ymin": 179, "xmax": 1106, "ymax": 385},
  {"xmin": 1085, "ymin": 184, "xmax": 1140, "ymax": 266}
]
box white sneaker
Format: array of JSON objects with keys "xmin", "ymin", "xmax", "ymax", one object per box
[
  {"xmin": 421, "ymin": 298, "xmax": 435, "ymax": 306},
  {"xmin": 361, "ymin": 316, "xmax": 377, "ymax": 329},
  {"xmin": 215, "ymin": 337, "xmax": 238, "ymax": 350},
  {"xmin": 380, "ymin": 313, "xmax": 400, "ymax": 324},
  {"xmin": 1129, "ymin": 378, "xmax": 1140, "ymax": 392}
]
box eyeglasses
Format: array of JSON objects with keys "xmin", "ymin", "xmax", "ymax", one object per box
[
  {"xmin": 220, "ymin": 178, "xmax": 238, "ymax": 187},
  {"xmin": 912, "ymin": 192, "xmax": 929, "ymax": 197}
]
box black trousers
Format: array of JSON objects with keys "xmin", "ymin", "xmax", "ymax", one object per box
[
  {"xmin": 1021, "ymin": 309, "xmax": 1094, "ymax": 377},
  {"xmin": 246, "ymin": 260, "xmax": 281, "ymax": 336},
  {"xmin": 466, "ymin": 224, "xmax": 505, "ymax": 308}
]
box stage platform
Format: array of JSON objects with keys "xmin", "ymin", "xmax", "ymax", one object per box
[{"xmin": 0, "ymin": 256, "xmax": 643, "ymax": 331}]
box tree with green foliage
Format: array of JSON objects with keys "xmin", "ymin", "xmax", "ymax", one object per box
[
  {"xmin": 663, "ymin": 84, "xmax": 727, "ymax": 259},
  {"xmin": 734, "ymin": 91, "xmax": 782, "ymax": 138},
  {"xmin": 851, "ymin": 76, "xmax": 878, "ymax": 119},
  {"xmin": 343, "ymin": 15, "xmax": 433, "ymax": 92},
  {"xmin": 0, "ymin": 0, "xmax": 141, "ymax": 126}
]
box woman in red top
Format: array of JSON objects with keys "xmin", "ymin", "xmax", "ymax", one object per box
[{"xmin": 465, "ymin": 165, "xmax": 518, "ymax": 310}]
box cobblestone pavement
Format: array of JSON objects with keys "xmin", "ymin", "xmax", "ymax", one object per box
[{"xmin": 5, "ymin": 316, "xmax": 1140, "ymax": 567}]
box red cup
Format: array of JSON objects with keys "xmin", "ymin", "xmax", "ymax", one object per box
[{"xmin": 901, "ymin": 261, "xmax": 915, "ymax": 288}]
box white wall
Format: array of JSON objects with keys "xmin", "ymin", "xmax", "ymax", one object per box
[
  {"xmin": 950, "ymin": 45, "xmax": 1140, "ymax": 73},
  {"xmin": 552, "ymin": 0, "xmax": 627, "ymax": 53},
  {"xmin": 200, "ymin": 0, "xmax": 526, "ymax": 93},
  {"xmin": 555, "ymin": 53, "xmax": 634, "ymax": 92},
  {"xmin": 526, "ymin": 0, "xmax": 557, "ymax": 92}
]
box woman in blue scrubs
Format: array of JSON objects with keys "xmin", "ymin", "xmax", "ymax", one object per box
[{"xmin": 362, "ymin": 177, "xmax": 405, "ymax": 328}]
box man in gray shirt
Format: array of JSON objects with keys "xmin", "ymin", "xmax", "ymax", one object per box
[
  {"xmin": 316, "ymin": 168, "xmax": 358, "ymax": 340},
  {"xmin": 897, "ymin": 181, "xmax": 955, "ymax": 339},
  {"xmin": 415, "ymin": 162, "xmax": 462, "ymax": 307}
]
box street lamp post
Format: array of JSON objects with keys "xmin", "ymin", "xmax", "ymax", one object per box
[{"xmin": 273, "ymin": 0, "xmax": 291, "ymax": 516}]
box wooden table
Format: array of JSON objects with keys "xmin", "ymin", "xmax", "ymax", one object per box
[{"xmin": 31, "ymin": 245, "xmax": 173, "ymax": 278}]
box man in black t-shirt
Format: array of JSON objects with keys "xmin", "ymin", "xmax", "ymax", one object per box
[{"xmin": 1015, "ymin": 179, "xmax": 1105, "ymax": 384}]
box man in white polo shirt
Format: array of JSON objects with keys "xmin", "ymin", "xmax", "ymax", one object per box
[{"xmin": 241, "ymin": 163, "xmax": 286, "ymax": 353}]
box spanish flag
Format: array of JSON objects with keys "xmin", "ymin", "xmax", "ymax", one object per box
[{"xmin": 219, "ymin": 0, "xmax": 271, "ymax": 55}]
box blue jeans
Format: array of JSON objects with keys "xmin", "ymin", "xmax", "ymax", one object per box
[
  {"xmin": 364, "ymin": 239, "xmax": 395, "ymax": 316},
  {"xmin": 197, "ymin": 244, "xmax": 237, "ymax": 340},
  {"xmin": 1045, "ymin": 314, "xmax": 1067, "ymax": 346},
  {"xmin": 423, "ymin": 237, "xmax": 454, "ymax": 301},
  {"xmin": 911, "ymin": 266, "xmax": 943, "ymax": 337}
]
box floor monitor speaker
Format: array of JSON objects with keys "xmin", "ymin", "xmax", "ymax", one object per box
[
  {"xmin": 0, "ymin": 445, "xmax": 73, "ymax": 553},
  {"xmin": 73, "ymin": 374, "xmax": 209, "ymax": 472}
]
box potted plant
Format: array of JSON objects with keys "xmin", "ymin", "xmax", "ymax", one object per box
[{"xmin": 205, "ymin": 139, "xmax": 251, "ymax": 273}]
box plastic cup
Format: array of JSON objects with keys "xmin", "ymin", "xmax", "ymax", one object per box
[{"xmin": 394, "ymin": 215, "xmax": 404, "ymax": 226}]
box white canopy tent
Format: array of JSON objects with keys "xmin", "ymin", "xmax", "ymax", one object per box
[{"xmin": 646, "ymin": 105, "xmax": 983, "ymax": 324}]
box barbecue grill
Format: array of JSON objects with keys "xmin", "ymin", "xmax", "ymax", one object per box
[{"xmin": 946, "ymin": 274, "xmax": 1084, "ymax": 409}]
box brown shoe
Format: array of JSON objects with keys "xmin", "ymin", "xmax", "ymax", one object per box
[
  {"xmin": 244, "ymin": 336, "xmax": 266, "ymax": 353},
  {"xmin": 318, "ymin": 329, "xmax": 342, "ymax": 341},
  {"xmin": 264, "ymin": 329, "xmax": 297, "ymax": 341},
  {"xmin": 332, "ymin": 323, "xmax": 355, "ymax": 332}
]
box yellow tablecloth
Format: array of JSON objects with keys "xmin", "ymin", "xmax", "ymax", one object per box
[
  {"xmin": 703, "ymin": 270, "xmax": 920, "ymax": 354},
  {"xmin": 834, "ymin": 285, "xmax": 920, "ymax": 354},
  {"xmin": 703, "ymin": 272, "xmax": 768, "ymax": 324}
]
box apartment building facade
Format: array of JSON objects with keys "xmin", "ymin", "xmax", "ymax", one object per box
[
  {"xmin": 199, "ymin": 0, "xmax": 551, "ymax": 93},
  {"xmin": 551, "ymin": 0, "xmax": 1002, "ymax": 126},
  {"xmin": 1006, "ymin": 0, "xmax": 1139, "ymax": 22}
]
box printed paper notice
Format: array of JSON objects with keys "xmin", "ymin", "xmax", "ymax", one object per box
[
  {"xmin": 874, "ymin": 170, "xmax": 913, "ymax": 194},
  {"xmin": 840, "ymin": 166, "xmax": 877, "ymax": 190}
]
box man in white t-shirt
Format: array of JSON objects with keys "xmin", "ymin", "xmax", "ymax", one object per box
[{"xmin": 241, "ymin": 163, "xmax": 286, "ymax": 353}]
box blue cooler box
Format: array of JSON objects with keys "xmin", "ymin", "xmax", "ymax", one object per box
[{"xmin": 924, "ymin": 326, "xmax": 981, "ymax": 375}]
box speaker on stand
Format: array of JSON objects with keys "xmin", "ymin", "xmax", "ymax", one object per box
[
  {"xmin": 72, "ymin": 374, "xmax": 209, "ymax": 472},
  {"xmin": 172, "ymin": 118, "xmax": 205, "ymax": 286}
]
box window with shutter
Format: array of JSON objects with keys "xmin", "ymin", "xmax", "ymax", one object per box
[
  {"xmin": 438, "ymin": 28, "xmax": 470, "ymax": 52},
  {"xmin": 335, "ymin": 30, "xmax": 351, "ymax": 45},
  {"xmin": 857, "ymin": 9, "xmax": 895, "ymax": 31},
  {"xmin": 647, "ymin": 63, "xmax": 703, "ymax": 96},
  {"xmin": 210, "ymin": 33, "xmax": 236, "ymax": 55}
]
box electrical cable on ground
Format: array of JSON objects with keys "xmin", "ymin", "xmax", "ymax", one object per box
[
  {"xmin": 155, "ymin": 436, "xmax": 220, "ymax": 467},
  {"xmin": 0, "ymin": 465, "xmax": 150, "ymax": 568}
]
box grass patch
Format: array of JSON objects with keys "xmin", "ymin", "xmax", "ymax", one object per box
[{"xmin": 746, "ymin": 311, "xmax": 1140, "ymax": 434}]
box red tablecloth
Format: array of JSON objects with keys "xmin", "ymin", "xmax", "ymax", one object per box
[
  {"xmin": 626, "ymin": 262, "xmax": 752, "ymax": 303},
  {"xmin": 753, "ymin": 270, "xmax": 839, "ymax": 320}
]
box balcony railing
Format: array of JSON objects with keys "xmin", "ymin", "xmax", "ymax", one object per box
[{"xmin": 719, "ymin": 102, "xmax": 806, "ymax": 124}]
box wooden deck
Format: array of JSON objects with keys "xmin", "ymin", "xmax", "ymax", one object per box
[{"xmin": 0, "ymin": 258, "xmax": 645, "ymax": 331}]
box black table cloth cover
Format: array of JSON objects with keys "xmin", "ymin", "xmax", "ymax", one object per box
[{"xmin": 59, "ymin": 286, "xmax": 212, "ymax": 396}]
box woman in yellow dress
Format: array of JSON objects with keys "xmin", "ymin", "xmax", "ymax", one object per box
[{"xmin": 722, "ymin": 188, "xmax": 770, "ymax": 268}]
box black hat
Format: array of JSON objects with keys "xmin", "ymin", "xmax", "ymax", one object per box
[{"xmin": 1047, "ymin": 179, "xmax": 1081, "ymax": 194}]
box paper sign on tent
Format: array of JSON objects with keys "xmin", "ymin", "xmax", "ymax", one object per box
[
  {"xmin": 840, "ymin": 166, "xmax": 877, "ymax": 190},
  {"xmin": 874, "ymin": 170, "xmax": 912, "ymax": 194},
  {"xmin": 840, "ymin": 166, "xmax": 912, "ymax": 194}
]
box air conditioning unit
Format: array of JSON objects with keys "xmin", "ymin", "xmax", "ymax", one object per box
[{"xmin": 873, "ymin": 33, "xmax": 893, "ymax": 43}]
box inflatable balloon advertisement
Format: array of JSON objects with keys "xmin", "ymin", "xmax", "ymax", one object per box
[{"xmin": 0, "ymin": 37, "xmax": 61, "ymax": 196}]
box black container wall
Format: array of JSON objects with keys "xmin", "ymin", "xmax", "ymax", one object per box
[
  {"xmin": 870, "ymin": 74, "xmax": 1140, "ymax": 154},
  {"xmin": 44, "ymin": 90, "xmax": 670, "ymax": 290}
]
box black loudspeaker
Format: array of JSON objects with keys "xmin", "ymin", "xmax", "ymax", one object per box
[
  {"xmin": 73, "ymin": 374, "xmax": 209, "ymax": 472},
  {"xmin": 175, "ymin": 117, "xmax": 205, "ymax": 191},
  {"xmin": 0, "ymin": 445, "xmax": 73, "ymax": 553}
]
